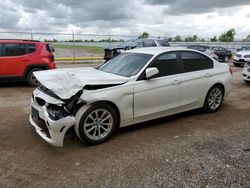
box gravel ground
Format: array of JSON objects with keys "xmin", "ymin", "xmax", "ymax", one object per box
[{"xmin": 0, "ymin": 63, "xmax": 249, "ymax": 188}]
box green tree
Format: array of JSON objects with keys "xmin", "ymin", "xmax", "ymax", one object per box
[
  {"xmin": 174, "ymin": 35, "xmax": 182, "ymax": 42},
  {"xmin": 199, "ymin": 38, "xmax": 206, "ymax": 42},
  {"xmin": 167, "ymin": 37, "xmax": 173, "ymax": 42},
  {"xmin": 184, "ymin": 36, "xmax": 193, "ymax": 42},
  {"xmin": 138, "ymin": 32, "xmax": 149, "ymax": 39},
  {"xmin": 244, "ymin": 34, "xmax": 250, "ymax": 42},
  {"xmin": 219, "ymin": 28, "xmax": 236, "ymax": 42},
  {"xmin": 192, "ymin": 35, "xmax": 198, "ymax": 41}
]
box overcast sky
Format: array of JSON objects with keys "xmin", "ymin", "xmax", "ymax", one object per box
[{"xmin": 1, "ymin": 0, "xmax": 250, "ymax": 39}]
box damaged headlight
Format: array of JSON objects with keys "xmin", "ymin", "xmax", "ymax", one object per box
[
  {"xmin": 47, "ymin": 104, "xmax": 71, "ymax": 121},
  {"xmin": 65, "ymin": 91, "xmax": 86, "ymax": 115}
]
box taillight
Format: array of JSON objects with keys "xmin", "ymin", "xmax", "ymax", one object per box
[
  {"xmin": 229, "ymin": 67, "xmax": 233, "ymax": 75},
  {"xmin": 48, "ymin": 54, "xmax": 54, "ymax": 62}
]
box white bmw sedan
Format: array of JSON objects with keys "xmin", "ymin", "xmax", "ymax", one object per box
[{"xmin": 30, "ymin": 47, "xmax": 233, "ymax": 146}]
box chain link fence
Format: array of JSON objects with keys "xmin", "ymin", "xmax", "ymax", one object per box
[{"xmin": 0, "ymin": 30, "xmax": 249, "ymax": 62}]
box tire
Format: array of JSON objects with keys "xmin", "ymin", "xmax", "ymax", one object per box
[
  {"xmin": 234, "ymin": 63, "xmax": 241, "ymax": 67},
  {"xmin": 244, "ymin": 80, "xmax": 250, "ymax": 84},
  {"xmin": 204, "ymin": 85, "xmax": 224, "ymax": 113},
  {"xmin": 27, "ymin": 68, "xmax": 43, "ymax": 86},
  {"xmin": 75, "ymin": 103, "xmax": 118, "ymax": 145}
]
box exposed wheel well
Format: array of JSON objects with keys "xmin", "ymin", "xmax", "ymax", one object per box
[{"xmin": 92, "ymin": 100, "xmax": 121, "ymax": 127}]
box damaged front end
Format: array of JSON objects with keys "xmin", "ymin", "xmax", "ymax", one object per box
[{"xmin": 30, "ymin": 86, "xmax": 85, "ymax": 147}]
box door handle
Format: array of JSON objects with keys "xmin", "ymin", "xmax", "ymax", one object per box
[
  {"xmin": 205, "ymin": 73, "xmax": 212, "ymax": 78},
  {"xmin": 172, "ymin": 80, "xmax": 182, "ymax": 86}
]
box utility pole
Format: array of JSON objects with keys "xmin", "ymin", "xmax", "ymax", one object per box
[
  {"xmin": 31, "ymin": 30, "xmax": 33, "ymax": 40},
  {"xmin": 72, "ymin": 31, "xmax": 76, "ymax": 64}
]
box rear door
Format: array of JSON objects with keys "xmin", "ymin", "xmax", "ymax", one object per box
[
  {"xmin": 1, "ymin": 43, "xmax": 29, "ymax": 76},
  {"xmin": 179, "ymin": 51, "xmax": 214, "ymax": 107},
  {"xmin": 0, "ymin": 43, "xmax": 3, "ymax": 75}
]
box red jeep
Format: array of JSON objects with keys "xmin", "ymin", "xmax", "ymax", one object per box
[{"xmin": 0, "ymin": 39, "xmax": 56, "ymax": 86}]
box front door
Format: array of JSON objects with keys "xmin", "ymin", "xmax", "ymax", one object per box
[
  {"xmin": 134, "ymin": 52, "xmax": 182, "ymax": 118},
  {"xmin": 1, "ymin": 43, "xmax": 27, "ymax": 76}
]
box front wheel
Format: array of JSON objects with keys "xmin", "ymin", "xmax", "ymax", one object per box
[
  {"xmin": 75, "ymin": 103, "xmax": 118, "ymax": 145},
  {"xmin": 204, "ymin": 85, "xmax": 224, "ymax": 113}
]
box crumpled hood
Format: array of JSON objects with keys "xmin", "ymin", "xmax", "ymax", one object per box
[{"xmin": 34, "ymin": 67, "xmax": 129, "ymax": 99}]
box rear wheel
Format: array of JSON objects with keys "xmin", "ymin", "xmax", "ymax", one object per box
[
  {"xmin": 204, "ymin": 85, "xmax": 224, "ymax": 113},
  {"xmin": 27, "ymin": 68, "xmax": 43, "ymax": 86},
  {"xmin": 75, "ymin": 103, "xmax": 118, "ymax": 145}
]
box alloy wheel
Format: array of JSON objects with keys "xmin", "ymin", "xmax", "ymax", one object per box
[
  {"xmin": 83, "ymin": 109, "xmax": 113, "ymax": 140},
  {"xmin": 208, "ymin": 88, "xmax": 223, "ymax": 110}
]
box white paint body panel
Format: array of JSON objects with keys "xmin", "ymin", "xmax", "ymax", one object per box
[
  {"xmin": 30, "ymin": 47, "xmax": 233, "ymax": 146},
  {"xmin": 33, "ymin": 67, "xmax": 129, "ymax": 99},
  {"xmin": 242, "ymin": 64, "xmax": 250, "ymax": 81}
]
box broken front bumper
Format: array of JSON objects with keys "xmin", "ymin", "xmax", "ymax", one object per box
[{"xmin": 30, "ymin": 89, "xmax": 76, "ymax": 147}]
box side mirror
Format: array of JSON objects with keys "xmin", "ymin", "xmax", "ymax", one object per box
[{"xmin": 145, "ymin": 67, "xmax": 159, "ymax": 79}]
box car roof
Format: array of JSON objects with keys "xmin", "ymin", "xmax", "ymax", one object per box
[
  {"xmin": 0, "ymin": 39, "xmax": 42, "ymax": 43},
  {"xmin": 128, "ymin": 47, "xmax": 201, "ymax": 56}
]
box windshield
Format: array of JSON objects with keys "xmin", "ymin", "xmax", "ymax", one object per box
[
  {"xmin": 244, "ymin": 46, "xmax": 250, "ymax": 51},
  {"xmin": 99, "ymin": 53, "xmax": 153, "ymax": 77}
]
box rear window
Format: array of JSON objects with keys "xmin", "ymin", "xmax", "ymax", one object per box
[
  {"xmin": 157, "ymin": 40, "xmax": 170, "ymax": 46},
  {"xmin": 143, "ymin": 40, "xmax": 157, "ymax": 47},
  {"xmin": 46, "ymin": 44, "xmax": 52, "ymax": 53},
  {"xmin": 28, "ymin": 44, "xmax": 36, "ymax": 53},
  {"xmin": 5, "ymin": 44, "xmax": 26, "ymax": 56},
  {"xmin": 181, "ymin": 51, "xmax": 213, "ymax": 72}
]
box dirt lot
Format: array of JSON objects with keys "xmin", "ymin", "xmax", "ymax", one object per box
[{"xmin": 0, "ymin": 63, "xmax": 250, "ymax": 187}]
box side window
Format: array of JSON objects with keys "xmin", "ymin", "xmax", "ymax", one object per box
[
  {"xmin": 27, "ymin": 44, "xmax": 36, "ymax": 53},
  {"xmin": 143, "ymin": 40, "xmax": 157, "ymax": 47},
  {"xmin": 0, "ymin": 44, "xmax": 2, "ymax": 56},
  {"xmin": 181, "ymin": 52, "xmax": 213, "ymax": 73},
  {"xmin": 150, "ymin": 52, "xmax": 178, "ymax": 78},
  {"xmin": 4, "ymin": 43, "xmax": 26, "ymax": 56}
]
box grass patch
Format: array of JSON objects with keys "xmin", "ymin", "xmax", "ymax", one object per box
[{"xmin": 51, "ymin": 43, "xmax": 104, "ymax": 54}]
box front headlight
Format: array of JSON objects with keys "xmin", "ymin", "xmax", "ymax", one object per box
[
  {"xmin": 234, "ymin": 54, "xmax": 241, "ymax": 58},
  {"xmin": 244, "ymin": 55, "xmax": 250, "ymax": 58}
]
